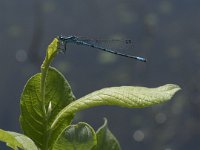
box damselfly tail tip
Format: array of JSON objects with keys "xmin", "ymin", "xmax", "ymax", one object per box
[{"xmin": 136, "ymin": 57, "xmax": 147, "ymax": 62}]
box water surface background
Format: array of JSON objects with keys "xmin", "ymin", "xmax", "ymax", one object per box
[{"xmin": 0, "ymin": 0, "xmax": 199, "ymax": 149}]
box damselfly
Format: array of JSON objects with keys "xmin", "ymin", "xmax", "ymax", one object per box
[{"xmin": 57, "ymin": 35, "xmax": 147, "ymax": 62}]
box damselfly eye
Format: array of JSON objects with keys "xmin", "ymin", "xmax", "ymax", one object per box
[{"xmin": 59, "ymin": 36, "xmax": 64, "ymax": 41}]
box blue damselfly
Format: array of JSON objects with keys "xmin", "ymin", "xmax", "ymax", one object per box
[{"xmin": 57, "ymin": 35, "xmax": 147, "ymax": 62}]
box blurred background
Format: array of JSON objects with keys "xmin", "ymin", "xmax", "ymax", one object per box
[{"xmin": 0, "ymin": 0, "xmax": 199, "ymax": 149}]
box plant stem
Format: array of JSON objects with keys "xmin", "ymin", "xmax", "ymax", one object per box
[
  {"xmin": 41, "ymin": 57, "xmax": 51, "ymax": 150},
  {"xmin": 40, "ymin": 64, "xmax": 48, "ymax": 117},
  {"xmin": 40, "ymin": 38, "xmax": 59, "ymax": 150}
]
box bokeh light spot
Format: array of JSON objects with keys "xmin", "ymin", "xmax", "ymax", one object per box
[
  {"xmin": 133, "ymin": 130, "xmax": 145, "ymax": 142},
  {"xmin": 15, "ymin": 49, "xmax": 27, "ymax": 62}
]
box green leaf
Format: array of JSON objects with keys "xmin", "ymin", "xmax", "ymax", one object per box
[
  {"xmin": 20, "ymin": 67, "xmax": 75, "ymax": 149},
  {"xmin": 53, "ymin": 122, "xmax": 97, "ymax": 150},
  {"xmin": 92, "ymin": 118, "xmax": 121, "ymax": 150},
  {"xmin": 41, "ymin": 38, "xmax": 60, "ymax": 70},
  {"xmin": 50, "ymin": 84, "xmax": 180, "ymax": 146},
  {"xmin": 0, "ymin": 129, "xmax": 38, "ymax": 150}
]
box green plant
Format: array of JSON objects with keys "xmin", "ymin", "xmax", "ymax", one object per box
[{"xmin": 0, "ymin": 38, "xmax": 180, "ymax": 150}]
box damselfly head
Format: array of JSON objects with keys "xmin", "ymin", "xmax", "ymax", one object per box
[
  {"xmin": 58, "ymin": 35, "xmax": 78, "ymax": 42},
  {"xmin": 57, "ymin": 35, "xmax": 67, "ymax": 53},
  {"xmin": 57, "ymin": 35, "xmax": 79, "ymax": 53}
]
